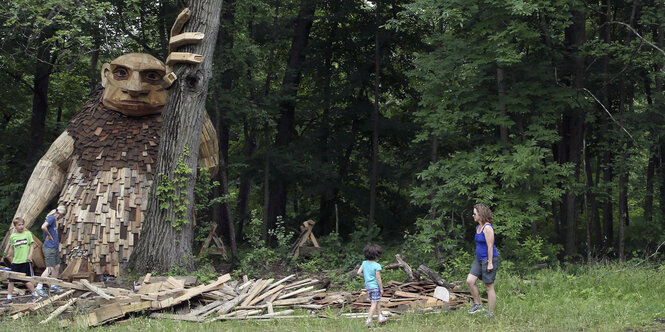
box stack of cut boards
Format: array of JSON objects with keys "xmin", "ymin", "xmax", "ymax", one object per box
[
  {"xmin": 316, "ymin": 280, "xmax": 473, "ymax": 313},
  {"xmin": 0, "ymin": 270, "xmax": 476, "ymax": 327}
]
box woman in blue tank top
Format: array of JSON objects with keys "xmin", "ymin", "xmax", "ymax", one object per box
[{"xmin": 466, "ymin": 203, "xmax": 499, "ymax": 317}]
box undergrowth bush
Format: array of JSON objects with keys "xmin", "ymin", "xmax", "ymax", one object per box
[{"xmin": 235, "ymin": 211, "xmax": 293, "ymax": 278}]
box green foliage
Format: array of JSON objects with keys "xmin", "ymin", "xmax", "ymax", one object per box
[
  {"xmin": 167, "ymin": 254, "xmax": 218, "ymax": 285},
  {"xmin": 156, "ymin": 147, "xmax": 193, "ymax": 230},
  {"xmin": 193, "ymin": 168, "xmax": 224, "ymax": 251},
  {"xmin": 235, "ymin": 210, "xmax": 294, "ymax": 278},
  {"xmin": 500, "ymin": 236, "xmax": 562, "ymax": 275}
]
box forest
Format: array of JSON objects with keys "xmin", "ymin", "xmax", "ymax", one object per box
[{"xmin": 1, "ymin": 0, "xmax": 665, "ymax": 277}]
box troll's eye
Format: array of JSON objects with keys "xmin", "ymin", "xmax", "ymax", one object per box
[
  {"xmin": 113, "ymin": 67, "xmax": 129, "ymax": 80},
  {"xmin": 143, "ymin": 71, "xmax": 162, "ymax": 83}
]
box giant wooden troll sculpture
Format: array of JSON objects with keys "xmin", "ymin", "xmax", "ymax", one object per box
[{"xmin": 1, "ymin": 9, "xmax": 218, "ymax": 276}]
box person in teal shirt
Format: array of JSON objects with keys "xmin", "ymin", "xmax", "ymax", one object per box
[{"xmin": 357, "ymin": 244, "xmax": 388, "ymax": 326}]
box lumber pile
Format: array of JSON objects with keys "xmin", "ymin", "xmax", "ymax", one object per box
[
  {"xmin": 0, "ymin": 259, "xmax": 478, "ymax": 326},
  {"xmin": 0, "ymin": 271, "xmax": 327, "ymax": 327},
  {"xmin": 312, "ymin": 280, "xmax": 469, "ymax": 313}
]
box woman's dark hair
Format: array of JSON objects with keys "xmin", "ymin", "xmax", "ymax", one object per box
[{"xmin": 363, "ymin": 244, "xmax": 383, "ymax": 260}]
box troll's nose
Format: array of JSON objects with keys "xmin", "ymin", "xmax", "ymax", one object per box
[{"xmin": 124, "ymin": 72, "xmax": 145, "ymax": 96}]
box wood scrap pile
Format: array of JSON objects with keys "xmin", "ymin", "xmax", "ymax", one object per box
[
  {"xmin": 0, "ymin": 255, "xmax": 479, "ymax": 326},
  {"xmin": 313, "ymin": 280, "xmax": 470, "ymax": 314},
  {"xmin": 0, "ymin": 269, "xmax": 328, "ymax": 326}
]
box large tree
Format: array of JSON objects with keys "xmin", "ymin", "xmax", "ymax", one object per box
[{"xmin": 127, "ymin": 0, "xmax": 223, "ymax": 274}]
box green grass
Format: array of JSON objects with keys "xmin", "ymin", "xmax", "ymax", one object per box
[{"xmin": 5, "ymin": 263, "xmax": 665, "ymax": 331}]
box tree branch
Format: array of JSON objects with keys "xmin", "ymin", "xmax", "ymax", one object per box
[
  {"xmin": 0, "ymin": 68, "xmax": 34, "ymax": 93},
  {"xmin": 581, "ymin": 88, "xmax": 635, "ymax": 142},
  {"xmin": 607, "ymin": 21, "xmax": 665, "ymax": 57}
]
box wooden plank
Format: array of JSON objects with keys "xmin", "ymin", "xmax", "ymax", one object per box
[
  {"xmin": 284, "ymin": 278, "xmax": 319, "ymax": 290},
  {"xmin": 143, "ymin": 273, "xmax": 152, "ymax": 284},
  {"xmin": 165, "ymin": 276, "xmax": 185, "ymax": 289},
  {"xmin": 137, "ymin": 281, "xmax": 164, "ymax": 294},
  {"xmin": 74, "ymin": 303, "xmax": 124, "ymax": 327},
  {"xmin": 140, "ymin": 287, "xmax": 185, "ymax": 301},
  {"xmin": 137, "ymin": 275, "xmax": 198, "ymax": 286},
  {"xmin": 249, "ymin": 284, "xmax": 284, "ymax": 306},
  {"xmin": 394, "ymin": 290, "xmax": 432, "ymax": 300},
  {"xmin": 216, "ymin": 293, "xmax": 248, "ymax": 315},
  {"xmin": 197, "ymin": 224, "xmax": 217, "ymax": 258},
  {"xmin": 156, "ymin": 274, "xmax": 230, "ymax": 310},
  {"xmin": 283, "ymin": 278, "xmax": 313, "ymax": 290},
  {"xmin": 217, "ymin": 285, "xmax": 238, "ymax": 297},
  {"xmin": 121, "ymin": 301, "xmax": 151, "ymax": 314},
  {"xmin": 151, "ymin": 313, "xmax": 204, "ymax": 322},
  {"xmin": 302, "ymin": 288, "xmax": 326, "ymax": 297},
  {"xmin": 233, "ymin": 305, "xmax": 266, "ymax": 310},
  {"xmin": 39, "ymin": 298, "xmax": 78, "ymax": 324},
  {"xmin": 211, "ymin": 234, "xmax": 227, "ymax": 257},
  {"xmin": 267, "ymin": 274, "xmax": 295, "ymax": 290},
  {"xmin": 267, "ymin": 289, "xmax": 283, "ymax": 303},
  {"xmin": 11, "ymin": 290, "xmax": 76, "ymax": 319},
  {"xmin": 78, "ymin": 279, "xmax": 114, "ymax": 300},
  {"xmin": 209, "ymin": 309, "xmax": 263, "ymax": 322},
  {"xmin": 98, "ymin": 287, "xmax": 132, "ymax": 296},
  {"xmin": 272, "ymin": 296, "xmax": 313, "ymax": 306},
  {"xmin": 241, "ymin": 279, "xmax": 272, "ymax": 306},
  {"xmin": 211, "ymin": 309, "xmax": 295, "ymax": 321},
  {"xmin": 30, "ymin": 290, "xmax": 76, "ymax": 313},
  {"xmin": 238, "ymin": 280, "xmax": 254, "ymax": 293},
  {"xmin": 277, "ymin": 285, "xmax": 314, "ymax": 300},
  {"xmin": 0, "ymin": 270, "xmax": 86, "ymax": 291},
  {"xmin": 188, "ymin": 299, "xmax": 225, "ymax": 317},
  {"xmin": 309, "ymin": 232, "xmax": 320, "ymax": 248}
]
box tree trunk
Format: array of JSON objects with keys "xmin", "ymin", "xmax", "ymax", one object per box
[
  {"xmin": 496, "ymin": 63, "xmax": 508, "ymax": 144},
  {"xmin": 317, "ymin": 23, "xmax": 336, "ymax": 235},
  {"xmin": 617, "ymin": 1, "xmax": 638, "ymax": 262},
  {"xmin": 29, "ymin": 42, "xmax": 55, "ymax": 158},
  {"xmin": 602, "ymin": 150, "xmax": 614, "ymax": 253},
  {"xmin": 655, "ymin": 1, "xmax": 665, "ymax": 224},
  {"xmin": 583, "ymin": 135, "xmax": 591, "ymax": 263},
  {"xmin": 587, "ymin": 152, "xmax": 601, "ymax": 249},
  {"xmin": 644, "ymin": 76, "xmax": 655, "ymax": 225},
  {"xmin": 267, "ymin": 0, "xmax": 317, "ymax": 243},
  {"xmin": 236, "ymin": 122, "xmax": 257, "ymax": 243},
  {"xmin": 368, "ymin": 0, "xmax": 381, "ymax": 229},
  {"xmin": 89, "ymin": 29, "xmax": 101, "ymax": 92},
  {"xmin": 644, "ymin": 154, "xmax": 656, "ymax": 225},
  {"xmin": 560, "ymin": 6, "xmax": 586, "ymax": 258},
  {"xmin": 262, "ymin": 123, "xmax": 271, "ymax": 243},
  {"xmin": 213, "ymin": 122, "xmax": 238, "ymax": 260},
  {"xmin": 618, "ymin": 163, "xmax": 628, "ymax": 262},
  {"xmin": 126, "ymin": 0, "xmax": 223, "ymax": 274},
  {"xmin": 212, "ymin": 0, "xmax": 238, "ymax": 261}
]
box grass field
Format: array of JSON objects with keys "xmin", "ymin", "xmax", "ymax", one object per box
[{"xmin": 4, "ymin": 263, "xmax": 665, "ymax": 331}]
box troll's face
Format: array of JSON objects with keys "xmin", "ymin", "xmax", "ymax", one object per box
[{"xmin": 101, "ymin": 53, "xmax": 167, "ymax": 117}]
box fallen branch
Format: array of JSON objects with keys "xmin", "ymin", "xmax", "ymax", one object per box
[
  {"xmin": 417, "ymin": 265, "xmax": 451, "ymax": 289},
  {"xmin": 395, "ymin": 254, "xmax": 418, "ymax": 281}
]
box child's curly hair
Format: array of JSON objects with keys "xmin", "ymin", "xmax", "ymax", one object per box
[{"xmin": 363, "ymin": 244, "xmax": 383, "ymax": 260}]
